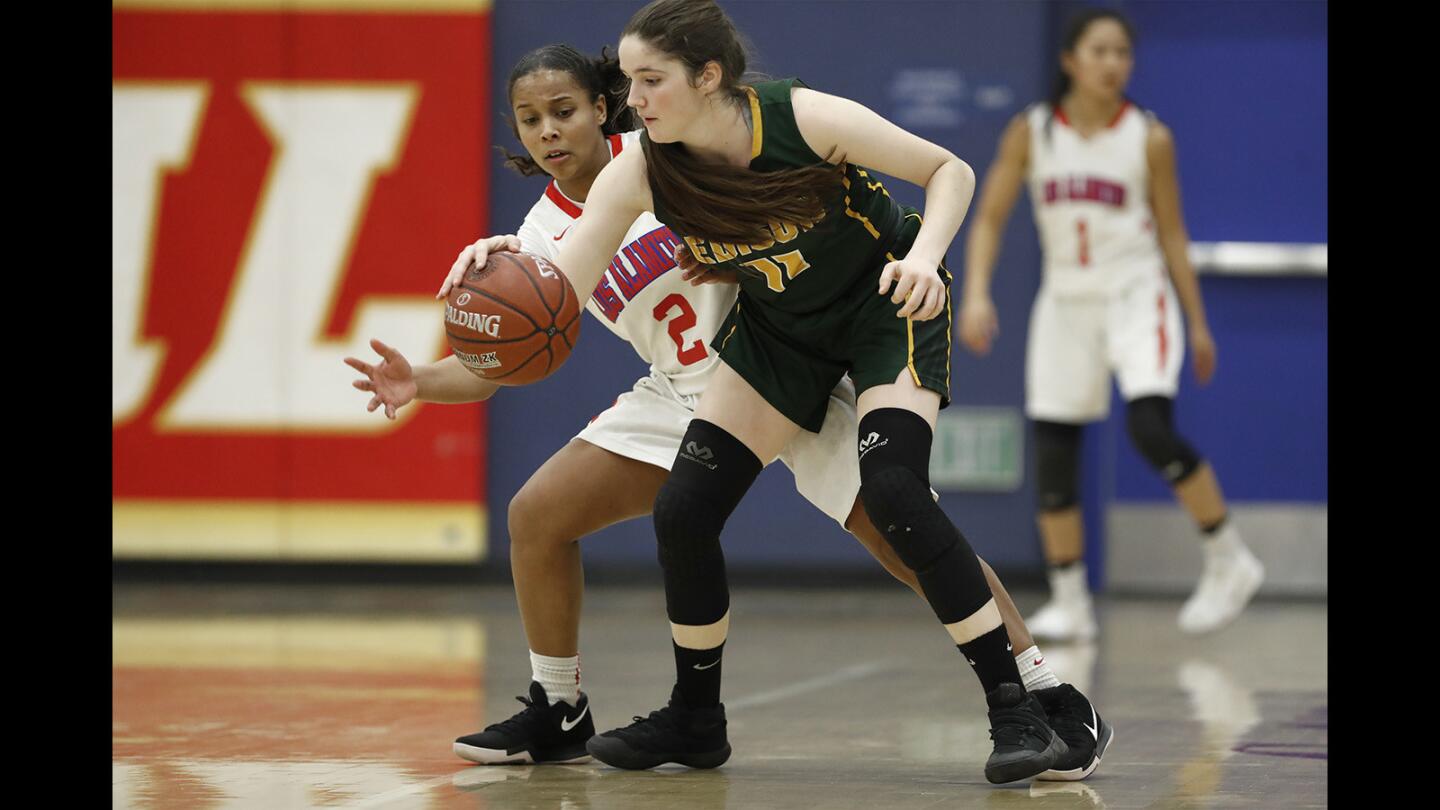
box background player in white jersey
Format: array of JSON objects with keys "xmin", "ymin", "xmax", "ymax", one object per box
[
  {"xmin": 349, "ymin": 44, "xmax": 1102, "ymax": 778},
  {"xmin": 958, "ymin": 9, "xmax": 1264, "ymax": 640}
]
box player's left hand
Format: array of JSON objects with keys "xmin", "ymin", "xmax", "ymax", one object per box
[
  {"xmin": 879, "ymin": 257, "xmax": 946, "ymax": 321},
  {"xmin": 344, "ymin": 338, "xmax": 416, "ymax": 420},
  {"xmin": 677, "ymin": 243, "xmax": 738, "ymax": 286},
  {"xmin": 1189, "ymin": 324, "xmax": 1217, "ymax": 385}
]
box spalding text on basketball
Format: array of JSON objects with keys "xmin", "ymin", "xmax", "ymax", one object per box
[{"xmin": 445, "ymin": 305, "xmax": 502, "ymax": 338}]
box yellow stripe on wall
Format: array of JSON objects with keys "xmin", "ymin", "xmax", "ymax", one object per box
[
  {"xmin": 114, "ymin": 0, "xmax": 490, "ymax": 12},
  {"xmin": 112, "ymin": 500, "xmax": 485, "ymax": 562},
  {"xmin": 113, "ymin": 617, "xmax": 484, "ymax": 670}
]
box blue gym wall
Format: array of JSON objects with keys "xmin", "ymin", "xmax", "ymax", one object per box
[
  {"xmin": 481, "ymin": 1, "xmax": 1327, "ymax": 580},
  {"xmin": 1107, "ymin": 0, "xmax": 1328, "ymax": 503}
]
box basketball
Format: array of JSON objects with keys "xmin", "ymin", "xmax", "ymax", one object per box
[{"xmin": 445, "ymin": 251, "xmax": 582, "ymax": 386}]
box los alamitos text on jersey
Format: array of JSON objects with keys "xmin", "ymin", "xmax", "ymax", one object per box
[{"xmin": 517, "ymin": 130, "xmax": 739, "ymax": 398}]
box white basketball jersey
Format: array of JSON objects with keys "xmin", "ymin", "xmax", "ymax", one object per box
[
  {"xmin": 516, "ymin": 130, "xmax": 732, "ymax": 396},
  {"xmin": 1026, "ymin": 102, "xmax": 1166, "ymax": 296}
]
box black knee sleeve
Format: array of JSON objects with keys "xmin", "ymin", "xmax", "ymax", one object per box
[
  {"xmin": 1034, "ymin": 420, "xmax": 1082, "ymax": 512},
  {"xmin": 857, "ymin": 408, "xmax": 991, "ymax": 623},
  {"xmin": 1126, "ymin": 396, "xmax": 1202, "ymax": 484},
  {"xmin": 653, "ymin": 419, "xmax": 762, "ymax": 626}
]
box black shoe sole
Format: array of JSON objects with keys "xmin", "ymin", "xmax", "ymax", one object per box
[
  {"xmin": 585, "ymin": 735, "xmax": 732, "ymax": 770},
  {"xmin": 985, "ymin": 731, "xmax": 1068, "ymax": 785}
]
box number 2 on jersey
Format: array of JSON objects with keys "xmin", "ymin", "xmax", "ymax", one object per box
[{"xmin": 652, "ymin": 293, "xmax": 708, "ymax": 366}]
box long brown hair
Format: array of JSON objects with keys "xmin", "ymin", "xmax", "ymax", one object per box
[
  {"xmin": 622, "ymin": 0, "xmax": 844, "ymax": 245},
  {"xmin": 501, "ymin": 44, "xmax": 634, "ymax": 177}
]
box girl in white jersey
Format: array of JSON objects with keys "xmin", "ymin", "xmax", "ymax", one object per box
[
  {"xmin": 347, "ymin": 43, "xmax": 1098, "ymax": 776},
  {"xmin": 959, "ymin": 9, "xmax": 1264, "ymax": 640}
]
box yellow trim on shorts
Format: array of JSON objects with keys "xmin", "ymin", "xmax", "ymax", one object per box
[
  {"xmin": 885, "ymin": 247, "xmax": 924, "ymax": 388},
  {"xmin": 906, "ymin": 308, "xmax": 921, "ymax": 387},
  {"xmin": 746, "ymin": 87, "xmax": 763, "ymax": 159},
  {"xmin": 942, "ymin": 264, "xmax": 953, "ymax": 392},
  {"xmin": 908, "ymin": 209, "xmax": 954, "ymax": 393},
  {"xmin": 892, "ymin": 212, "xmax": 946, "ymax": 391},
  {"xmin": 720, "ymin": 299, "xmax": 741, "ymax": 350}
]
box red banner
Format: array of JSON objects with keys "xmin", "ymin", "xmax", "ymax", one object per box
[{"xmin": 113, "ymin": 3, "xmax": 491, "ymax": 560}]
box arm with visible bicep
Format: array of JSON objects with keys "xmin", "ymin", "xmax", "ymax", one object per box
[
  {"xmin": 1146, "ymin": 119, "xmax": 1216, "ymax": 385},
  {"xmin": 551, "ymin": 146, "xmax": 651, "ymax": 301},
  {"xmin": 791, "ymin": 87, "xmax": 975, "ymax": 322},
  {"xmin": 959, "ymin": 113, "xmax": 1030, "ymax": 355}
]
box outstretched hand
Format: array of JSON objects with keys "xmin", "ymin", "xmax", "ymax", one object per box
[{"xmin": 344, "ymin": 338, "xmax": 417, "ymax": 420}]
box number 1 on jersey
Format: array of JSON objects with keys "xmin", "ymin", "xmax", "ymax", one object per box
[
  {"xmin": 740, "ymin": 250, "xmax": 811, "ymax": 293},
  {"xmin": 652, "ymin": 293, "xmax": 708, "ymax": 366},
  {"xmin": 1077, "ymin": 218, "xmax": 1090, "ymax": 267}
]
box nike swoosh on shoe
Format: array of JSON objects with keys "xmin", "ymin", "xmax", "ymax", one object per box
[{"xmin": 561, "ymin": 706, "xmax": 589, "ymax": 732}]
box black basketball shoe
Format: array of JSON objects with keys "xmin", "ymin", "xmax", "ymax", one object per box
[
  {"xmin": 1033, "ymin": 683, "xmax": 1114, "ymax": 781},
  {"xmin": 985, "ymin": 682, "xmax": 1068, "ymax": 784},
  {"xmin": 453, "ymin": 681, "xmax": 594, "ymax": 765},
  {"xmin": 585, "ymin": 685, "xmax": 731, "ymax": 770}
]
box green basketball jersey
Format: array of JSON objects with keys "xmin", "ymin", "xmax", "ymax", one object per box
[{"xmin": 646, "ymin": 78, "xmax": 908, "ymax": 316}]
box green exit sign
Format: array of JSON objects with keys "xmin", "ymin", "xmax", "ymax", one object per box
[{"xmin": 929, "ymin": 407, "xmax": 1023, "ymax": 491}]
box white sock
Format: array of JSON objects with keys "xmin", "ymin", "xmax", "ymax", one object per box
[
  {"xmin": 1205, "ymin": 522, "xmax": 1245, "ymax": 555},
  {"xmin": 529, "ymin": 651, "xmax": 581, "ymax": 706},
  {"xmin": 1049, "ymin": 563, "xmax": 1090, "ymax": 603},
  {"xmin": 1016, "ymin": 645, "xmax": 1061, "ymax": 691}
]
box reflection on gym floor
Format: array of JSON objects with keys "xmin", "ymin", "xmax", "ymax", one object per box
[{"xmin": 113, "ymin": 584, "xmax": 1326, "ymax": 809}]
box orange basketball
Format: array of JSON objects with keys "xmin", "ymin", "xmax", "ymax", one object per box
[{"xmin": 444, "ymin": 252, "xmax": 582, "ymax": 386}]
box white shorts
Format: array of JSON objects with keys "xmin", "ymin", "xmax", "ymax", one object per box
[
  {"xmin": 1025, "ymin": 275, "xmax": 1184, "ymax": 423},
  {"xmin": 574, "ymin": 371, "xmax": 860, "ymax": 527}
]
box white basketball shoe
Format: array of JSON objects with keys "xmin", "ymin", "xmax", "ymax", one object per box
[
  {"xmin": 1026, "ymin": 564, "xmax": 1098, "ymax": 642},
  {"xmin": 1178, "ymin": 527, "xmax": 1265, "ymax": 634}
]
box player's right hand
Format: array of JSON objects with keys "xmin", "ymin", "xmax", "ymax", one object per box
[
  {"xmin": 344, "ymin": 338, "xmax": 418, "ymax": 420},
  {"xmin": 437, "ymin": 234, "xmax": 523, "ymax": 299},
  {"xmin": 958, "ymin": 296, "xmax": 999, "ymax": 355}
]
